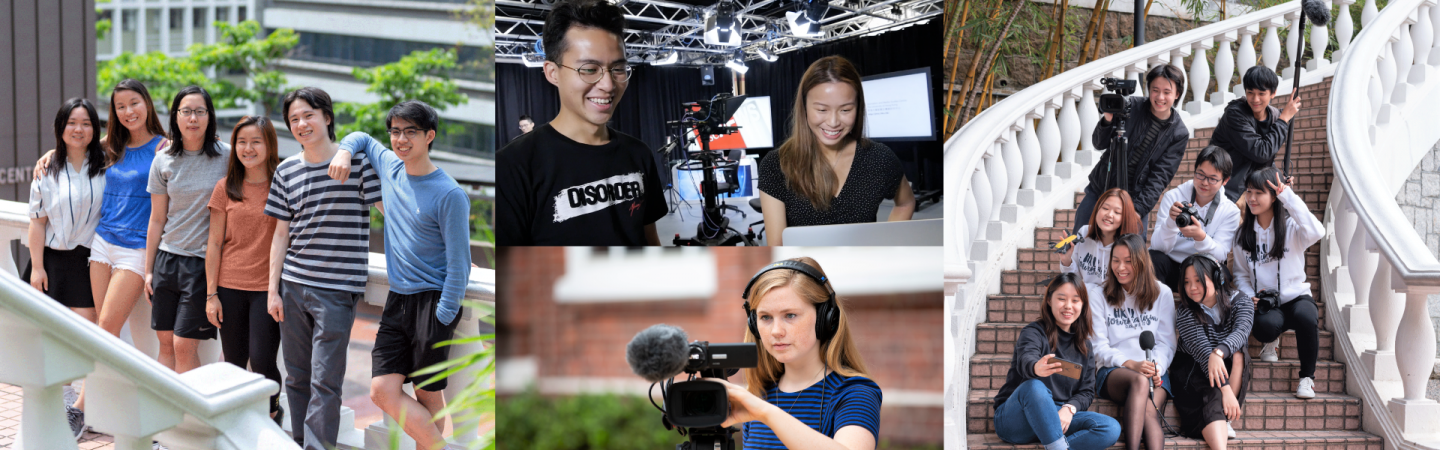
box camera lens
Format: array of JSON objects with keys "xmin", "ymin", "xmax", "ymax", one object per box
[{"xmin": 681, "ymin": 390, "xmax": 720, "ymax": 416}]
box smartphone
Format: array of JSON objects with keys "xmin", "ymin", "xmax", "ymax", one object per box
[{"xmin": 1054, "ymin": 357, "xmax": 1083, "ymax": 380}]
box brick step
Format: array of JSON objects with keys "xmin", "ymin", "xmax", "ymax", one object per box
[
  {"xmin": 966, "ymin": 430, "xmax": 1381, "ymax": 449},
  {"xmin": 967, "ymin": 390, "xmax": 1363, "ymax": 433},
  {"xmin": 966, "ymin": 354, "xmax": 1347, "ymax": 394},
  {"xmin": 974, "ymin": 322, "xmax": 1334, "ymax": 360}
]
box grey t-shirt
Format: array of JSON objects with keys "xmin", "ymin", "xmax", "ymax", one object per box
[{"xmin": 148, "ymin": 142, "xmax": 230, "ymax": 257}]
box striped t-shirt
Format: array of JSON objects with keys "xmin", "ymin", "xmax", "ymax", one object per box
[
  {"xmin": 264, "ymin": 151, "xmax": 381, "ymax": 293},
  {"xmin": 741, "ymin": 372, "xmax": 882, "ymax": 449}
]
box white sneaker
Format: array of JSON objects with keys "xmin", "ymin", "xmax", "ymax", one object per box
[
  {"xmin": 1227, "ymin": 422, "xmax": 1236, "ymax": 438},
  {"xmin": 1296, "ymin": 377, "xmax": 1316, "ymax": 399},
  {"xmin": 1260, "ymin": 340, "xmax": 1279, "ymax": 362}
]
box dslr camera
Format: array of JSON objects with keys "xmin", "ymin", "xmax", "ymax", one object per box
[
  {"xmin": 1175, "ymin": 201, "xmax": 1203, "ymax": 228},
  {"xmin": 1256, "ymin": 289, "xmax": 1282, "ymax": 314},
  {"xmin": 1099, "ymin": 77, "xmax": 1137, "ymax": 117}
]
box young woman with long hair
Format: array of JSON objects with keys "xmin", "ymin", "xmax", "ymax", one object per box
[
  {"xmin": 1171, "ymin": 254, "xmax": 1253, "ymax": 447},
  {"xmin": 144, "ymin": 85, "xmax": 230, "ymax": 374},
  {"xmin": 204, "ymin": 115, "xmax": 283, "ymax": 423},
  {"xmin": 1231, "ymin": 166, "xmax": 1324, "ymax": 399},
  {"xmin": 24, "ymin": 98, "xmax": 108, "ymax": 323},
  {"xmin": 1088, "ymin": 233, "xmax": 1176, "ymax": 450},
  {"xmin": 1061, "ymin": 188, "xmax": 1142, "ymax": 290},
  {"xmin": 758, "ymin": 56, "xmax": 916, "ymax": 245},
  {"xmin": 705, "ymin": 257, "xmax": 881, "ymax": 449},
  {"xmin": 993, "ymin": 273, "xmax": 1121, "ymax": 449}
]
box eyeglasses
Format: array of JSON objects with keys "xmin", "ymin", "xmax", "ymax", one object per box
[
  {"xmin": 388, "ymin": 127, "xmax": 424, "ymax": 140},
  {"xmin": 559, "ymin": 63, "xmax": 633, "ymax": 84},
  {"xmin": 1195, "ymin": 171, "xmax": 1223, "ymax": 186},
  {"xmin": 176, "ymin": 109, "xmax": 209, "ymax": 118}
]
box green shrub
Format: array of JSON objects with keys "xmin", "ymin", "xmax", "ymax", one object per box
[{"xmin": 497, "ymin": 390, "xmax": 685, "ymax": 450}]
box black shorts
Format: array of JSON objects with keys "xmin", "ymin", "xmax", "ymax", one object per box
[
  {"xmin": 372, "ymin": 290, "xmax": 463, "ymax": 391},
  {"xmin": 150, "ymin": 250, "xmax": 214, "ymax": 340},
  {"xmin": 22, "ymin": 246, "xmax": 94, "ymax": 308}
]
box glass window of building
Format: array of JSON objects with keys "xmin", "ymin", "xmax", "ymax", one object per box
[
  {"xmin": 216, "ymin": 7, "xmax": 228, "ymax": 24},
  {"xmin": 121, "ymin": 9, "xmax": 138, "ymax": 54},
  {"xmin": 192, "ymin": 7, "xmax": 207, "ymax": 45},
  {"xmin": 145, "ymin": 8, "xmax": 161, "ymax": 52},
  {"xmin": 98, "ymin": 9, "xmax": 114, "ymax": 54},
  {"xmin": 169, "ymin": 8, "xmax": 184, "ymax": 51},
  {"xmin": 238, "ymin": 6, "xmax": 246, "ymax": 22}
]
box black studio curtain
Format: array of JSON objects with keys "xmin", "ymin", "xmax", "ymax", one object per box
[{"xmin": 495, "ymin": 19, "xmax": 943, "ymax": 192}]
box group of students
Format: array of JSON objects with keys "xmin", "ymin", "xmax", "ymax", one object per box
[
  {"xmin": 991, "ymin": 61, "xmax": 1326, "ymax": 450},
  {"xmin": 24, "ymin": 79, "xmax": 473, "ymax": 450},
  {"xmin": 496, "ymin": 0, "xmax": 915, "ymax": 246}
]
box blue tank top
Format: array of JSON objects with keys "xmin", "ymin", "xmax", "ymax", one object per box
[{"xmin": 95, "ymin": 135, "xmax": 161, "ymax": 249}]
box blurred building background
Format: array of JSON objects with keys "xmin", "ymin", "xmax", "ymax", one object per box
[{"xmin": 496, "ymin": 247, "xmax": 944, "ymax": 448}]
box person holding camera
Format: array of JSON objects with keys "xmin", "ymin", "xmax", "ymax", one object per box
[
  {"xmin": 1149, "ymin": 146, "xmax": 1242, "ymax": 287},
  {"xmin": 1075, "ymin": 64, "xmax": 1189, "ymax": 237},
  {"xmin": 1231, "ymin": 167, "xmax": 1324, "ymax": 399},
  {"xmin": 1208, "ymin": 66, "xmax": 1302, "ymax": 202},
  {"xmin": 704, "ymin": 257, "xmax": 881, "ymax": 450},
  {"xmin": 758, "ymin": 56, "xmax": 915, "ymax": 246},
  {"xmin": 992, "ymin": 273, "xmax": 1121, "ymax": 450},
  {"xmin": 1171, "ymin": 254, "xmax": 1253, "ymax": 445},
  {"xmin": 496, "ymin": 0, "xmax": 666, "ymax": 246},
  {"xmin": 1088, "ymin": 233, "xmax": 1175, "ymax": 450},
  {"xmin": 1060, "ymin": 188, "xmax": 1142, "ymax": 291}
]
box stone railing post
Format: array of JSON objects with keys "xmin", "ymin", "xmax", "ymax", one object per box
[
  {"xmin": 1285, "ymin": 11, "xmax": 1302, "ymax": 79},
  {"xmin": 1057, "ymin": 89, "xmax": 1082, "ymax": 176},
  {"xmin": 1363, "ymin": 257, "xmax": 1405, "ymax": 382},
  {"xmin": 1337, "ymin": 0, "xmax": 1358, "ymax": 58},
  {"xmin": 1263, "ymin": 17, "xmax": 1285, "ymax": 72},
  {"xmin": 1386, "ymin": 282, "xmax": 1440, "ymax": 435},
  {"xmin": 1346, "ymin": 230, "xmax": 1379, "ymax": 336},
  {"xmin": 1187, "ymin": 38, "xmax": 1214, "ymax": 114},
  {"xmin": 1234, "ymin": 25, "xmax": 1260, "ymax": 98}
]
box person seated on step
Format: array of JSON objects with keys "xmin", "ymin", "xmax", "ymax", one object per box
[
  {"xmin": 1171, "ymin": 254, "xmax": 1254, "ymax": 447},
  {"xmin": 1060, "ymin": 188, "xmax": 1142, "ymax": 293},
  {"xmin": 1076, "ymin": 63, "xmax": 1188, "ymax": 237},
  {"xmin": 1088, "ymin": 233, "xmax": 1175, "ymax": 450},
  {"xmin": 1149, "ymin": 146, "xmax": 1243, "ymax": 287},
  {"xmin": 1231, "ymin": 167, "xmax": 1324, "ymax": 399},
  {"xmin": 1207, "ymin": 66, "xmax": 1302, "ymax": 203},
  {"xmin": 992, "ymin": 273, "xmax": 1121, "ymax": 450}
]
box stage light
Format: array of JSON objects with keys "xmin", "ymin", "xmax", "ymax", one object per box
[
  {"xmin": 786, "ymin": 0, "xmax": 827, "ymax": 37},
  {"xmin": 756, "ymin": 46, "xmax": 778, "ymax": 62},
  {"xmin": 654, "ymin": 50, "xmax": 679, "ymax": 65},
  {"xmin": 704, "ymin": 2, "xmax": 742, "ymax": 46},
  {"xmin": 522, "ymin": 52, "xmax": 546, "ymax": 68},
  {"xmin": 726, "ymin": 58, "xmax": 749, "ymax": 74}
]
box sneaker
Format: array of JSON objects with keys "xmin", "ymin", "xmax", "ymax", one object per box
[
  {"xmin": 1227, "ymin": 422, "xmax": 1236, "ymax": 438},
  {"xmin": 1296, "ymin": 377, "xmax": 1316, "ymax": 399},
  {"xmin": 66, "ymin": 405, "xmax": 85, "ymax": 440},
  {"xmin": 272, "ymin": 407, "xmax": 284, "ymax": 427},
  {"xmin": 1260, "ymin": 340, "xmax": 1280, "ymax": 362},
  {"xmin": 153, "ymin": 441, "xmax": 168, "ymax": 450}
]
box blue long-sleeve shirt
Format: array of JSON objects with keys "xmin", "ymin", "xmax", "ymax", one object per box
[{"xmin": 339, "ymin": 132, "xmax": 471, "ymax": 325}]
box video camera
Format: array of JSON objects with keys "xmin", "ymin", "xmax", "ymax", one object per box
[
  {"xmin": 666, "ymin": 95, "xmax": 758, "ymax": 246},
  {"xmin": 627, "ymin": 324, "xmax": 759, "ymax": 450},
  {"xmin": 1098, "ymin": 77, "xmax": 1137, "ymax": 117},
  {"xmin": 1098, "ymin": 77, "xmax": 1137, "ymax": 191}
]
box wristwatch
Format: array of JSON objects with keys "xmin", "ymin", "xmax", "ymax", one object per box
[
  {"xmin": 1213, "ymin": 348, "xmax": 1225, "ymax": 358},
  {"xmin": 1062, "ymin": 404, "xmax": 1077, "ymax": 415}
]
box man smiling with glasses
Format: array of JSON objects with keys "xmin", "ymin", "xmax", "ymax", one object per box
[
  {"xmin": 497, "ymin": 0, "xmax": 665, "ymax": 246},
  {"xmin": 1149, "ymin": 145, "xmax": 1242, "ymax": 287}
]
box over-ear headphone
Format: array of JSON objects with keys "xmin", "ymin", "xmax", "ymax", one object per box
[
  {"xmin": 741, "ymin": 260, "xmax": 840, "ymax": 344},
  {"xmin": 1193, "ymin": 253, "xmax": 1225, "ymax": 287}
]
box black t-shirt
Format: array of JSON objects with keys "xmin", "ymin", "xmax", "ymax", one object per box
[
  {"xmin": 757, "ymin": 140, "xmax": 904, "ymax": 227},
  {"xmin": 497, "ymin": 123, "xmax": 666, "ymax": 245}
]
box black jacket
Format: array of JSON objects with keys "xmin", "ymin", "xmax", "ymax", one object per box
[
  {"xmin": 1088, "ymin": 96, "xmax": 1188, "ymax": 218},
  {"xmin": 1208, "ymin": 98, "xmax": 1290, "ymax": 201},
  {"xmin": 993, "ymin": 321, "xmax": 1097, "ymax": 412}
]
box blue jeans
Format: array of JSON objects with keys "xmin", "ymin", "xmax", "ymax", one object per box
[{"xmin": 994, "ymin": 379, "xmax": 1122, "ymax": 450}]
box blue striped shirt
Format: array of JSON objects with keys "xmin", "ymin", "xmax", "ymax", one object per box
[
  {"xmin": 741, "ymin": 372, "xmax": 882, "ymax": 449},
  {"xmin": 264, "ymin": 151, "xmax": 382, "ymax": 293}
]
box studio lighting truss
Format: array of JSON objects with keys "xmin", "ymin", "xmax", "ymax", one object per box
[
  {"xmin": 726, "ymin": 50, "xmax": 749, "ymax": 74},
  {"xmin": 495, "ymin": 0, "xmax": 943, "ymax": 66},
  {"xmin": 522, "ymin": 40, "xmax": 546, "ymax": 67}
]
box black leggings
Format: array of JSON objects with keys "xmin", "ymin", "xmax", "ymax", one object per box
[
  {"xmin": 1251, "ymin": 294, "xmax": 1319, "ymax": 378},
  {"xmin": 218, "ymin": 286, "xmax": 282, "ymax": 413}
]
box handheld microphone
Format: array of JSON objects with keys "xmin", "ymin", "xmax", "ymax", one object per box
[
  {"xmin": 626, "ymin": 324, "xmax": 691, "ymax": 383},
  {"xmin": 1140, "ymin": 330, "xmax": 1156, "ymax": 394}
]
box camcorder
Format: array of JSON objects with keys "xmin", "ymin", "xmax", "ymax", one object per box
[
  {"xmin": 1098, "ymin": 77, "xmax": 1137, "ymax": 117},
  {"xmin": 627, "ymin": 324, "xmax": 759, "ymax": 450}
]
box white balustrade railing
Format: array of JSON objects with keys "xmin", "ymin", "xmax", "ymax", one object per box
[
  {"xmin": 0, "ymin": 199, "xmax": 496, "ymax": 450},
  {"xmin": 1326, "ymin": 0, "xmax": 1440, "ymax": 444},
  {"xmin": 942, "ymin": 1, "xmax": 1357, "ymax": 445}
]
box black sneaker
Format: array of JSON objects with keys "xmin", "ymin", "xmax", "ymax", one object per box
[
  {"xmin": 66, "ymin": 405, "xmax": 85, "ymax": 440},
  {"xmin": 272, "ymin": 407, "xmax": 284, "ymax": 427}
]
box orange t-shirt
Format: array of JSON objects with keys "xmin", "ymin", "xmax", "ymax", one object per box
[{"xmin": 207, "ymin": 177, "xmax": 279, "ymax": 292}]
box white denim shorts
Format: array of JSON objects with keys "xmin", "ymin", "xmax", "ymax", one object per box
[{"xmin": 88, "ymin": 234, "xmax": 145, "ymax": 277}]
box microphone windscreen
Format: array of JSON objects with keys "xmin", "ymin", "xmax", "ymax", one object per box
[
  {"xmin": 1302, "ymin": 0, "xmax": 1331, "ymax": 26},
  {"xmin": 626, "ymin": 324, "xmax": 691, "ymax": 383},
  {"xmin": 1140, "ymin": 330, "xmax": 1155, "ymax": 351}
]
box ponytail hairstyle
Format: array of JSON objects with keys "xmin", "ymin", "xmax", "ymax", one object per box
[
  {"xmin": 1039, "ymin": 273, "xmax": 1092, "ymax": 354},
  {"xmin": 777, "ymin": 56, "xmax": 868, "ymax": 212},
  {"xmin": 1237, "ymin": 166, "xmax": 1289, "ymax": 262},
  {"xmin": 1176, "ymin": 254, "xmax": 1235, "ymax": 323},
  {"xmin": 1104, "ymin": 233, "xmax": 1161, "ymax": 310},
  {"xmin": 104, "ymin": 79, "xmax": 167, "ymax": 167},
  {"xmin": 1085, "ymin": 188, "xmax": 1142, "ymax": 241},
  {"xmin": 743, "ymin": 257, "xmax": 868, "ymax": 398}
]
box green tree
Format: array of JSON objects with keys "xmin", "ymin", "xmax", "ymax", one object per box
[
  {"xmin": 187, "ymin": 20, "xmax": 298, "ymax": 116},
  {"xmin": 97, "ymin": 52, "xmax": 210, "ymax": 107},
  {"xmin": 336, "ymin": 48, "xmax": 469, "ymax": 140}
]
